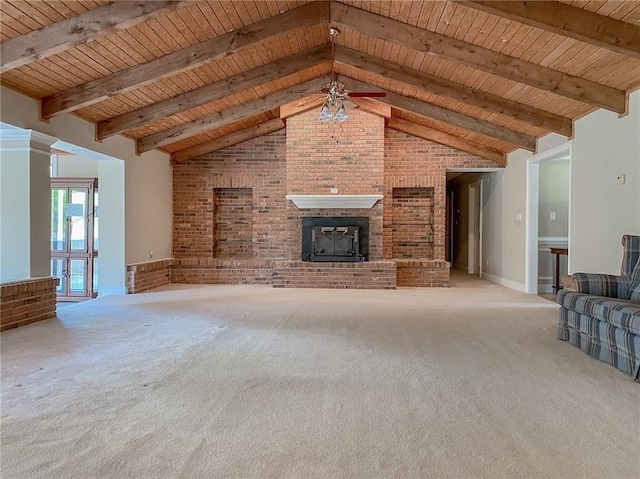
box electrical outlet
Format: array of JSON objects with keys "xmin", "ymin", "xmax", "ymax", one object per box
[
  {"xmin": 616, "ymin": 174, "xmax": 626, "ymax": 185},
  {"xmin": 147, "ymin": 251, "xmax": 154, "ymax": 260},
  {"xmin": 330, "ymin": 188, "xmax": 339, "ymax": 194},
  {"xmin": 550, "ymin": 212, "xmax": 556, "ymax": 221},
  {"xmin": 516, "ymin": 212, "xmax": 522, "ymax": 222}
]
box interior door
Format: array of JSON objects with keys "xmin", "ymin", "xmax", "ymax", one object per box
[{"xmin": 51, "ymin": 178, "xmax": 98, "ymax": 301}]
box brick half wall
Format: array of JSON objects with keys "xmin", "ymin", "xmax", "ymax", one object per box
[
  {"xmin": 127, "ymin": 259, "xmax": 173, "ymax": 294},
  {"xmin": 1, "ymin": 277, "xmax": 58, "ymax": 331}
]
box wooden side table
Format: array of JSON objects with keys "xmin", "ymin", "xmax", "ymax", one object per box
[{"xmin": 550, "ymin": 247, "xmax": 568, "ymax": 294}]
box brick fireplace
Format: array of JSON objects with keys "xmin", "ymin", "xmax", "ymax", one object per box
[{"xmin": 171, "ymin": 108, "xmax": 501, "ymax": 289}]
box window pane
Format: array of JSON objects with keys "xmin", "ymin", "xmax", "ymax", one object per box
[
  {"xmin": 93, "ymin": 257, "xmax": 98, "ymax": 295},
  {"xmin": 51, "ymin": 189, "xmax": 68, "ymax": 251},
  {"xmin": 93, "ymin": 191, "xmax": 99, "ymax": 251},
  {"xmin": 51, "ymin": 259, "xmax": 66, "ymax": 293},
  {"xmin": 69, "ymin": 189, "xmax": 88, "ymax": 252},
  {"xmin": 69, "ymin": 259, "xmax": 86, "ymax": 294}
]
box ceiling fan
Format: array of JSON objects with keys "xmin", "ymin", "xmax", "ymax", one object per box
[{"xmin": 317, "ymin": 27, "xmax": 386, "ymax": 122}]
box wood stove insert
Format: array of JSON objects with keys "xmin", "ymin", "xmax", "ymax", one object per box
[{"xmin": 301, "ymin": 217, "xmax": 369, "ymax": 262}]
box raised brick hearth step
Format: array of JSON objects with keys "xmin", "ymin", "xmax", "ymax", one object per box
[
  {"xmin": 172, "ymin": 258, "xmax": 275, "ymax": 285},
  {"xmin": 272, "ymin": 261, "xmax": 397, "ymax": 289},
  {"xmin": 395, "ymin": 259, "xmax": 450, "ymax": 287}
]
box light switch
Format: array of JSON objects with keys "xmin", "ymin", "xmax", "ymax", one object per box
[{"xmin": 516, "ymin": 212, "xmax": 522, "ymax": 222}]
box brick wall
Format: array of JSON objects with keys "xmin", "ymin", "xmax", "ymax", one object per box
[
  {"xmin": 392, "ymin": 187, "xmax": 434, "ymax": 259},
  {"xmin": 127, "ymin": 259, "xmax": 172, "ymax": 294},
  {"xmin": 384, "ymin": 129, "xmax": 502, "ymax": 286},
  {"xmin": 173, "ymin": 131, "xmax": 287, "ymax": 260},
  {"xmin": 213, "ymin": 188, "xmax": 253, "ymax": 258},
  {"xmin": 171, "ymin": 112, "xmax": 503, "ymax": 288},
  {"xmin": 286, "ymin": 109, "xmax": 385, "ymax": 262},
  {"xmin": 1, "ymin": 277, "xmax": 58, "ymax": 331}
]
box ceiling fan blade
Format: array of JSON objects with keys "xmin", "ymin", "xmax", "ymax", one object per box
[{"xmin": 347, "ymin": 92, "xmax": 387, "ymax": 98}]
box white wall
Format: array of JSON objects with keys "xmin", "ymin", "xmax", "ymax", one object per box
[
  {"xmin": 480, "ymin": 150, "xmax": 528, "ymax": 291},
  {"xmin": 30, "ymin": 143, "xmax": 52, "ymax": 278},
  {"xmin": 57, "ymin": 155, "xmax": 100, "ymax": 178},
  {"xmin": 125, "ymin": 153, "xmax": 173, "ymax": 263},
  {"xmin": 98, "ymin": 160, "xmax": 126, "ymax": 295},
  {"xmin": 538, "ymin": 160, "xmax": 569, "ymax": 238},
  {"xmin": 570, "ymin": 91, "xmax": 640, "ymax": 273},
  {"xmin": 0, "ymin": 86, "xmax": 173, "ymax": 269},
  {"xmin": 0, "ymin": 130, "xmax": 54, "ymax": 282},
  {"xmin": 482, "ymin": 90, "xmax": 640, "ymax": 290},
  {"xmin": 0, "ymin": 142, "xmax": 31, "ymax": 281}
]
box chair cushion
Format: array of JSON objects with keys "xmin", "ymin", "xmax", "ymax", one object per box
[
  {"xmin": 621, "ymin": 235, "xmax": 640, "ymax": 277},
  {"xmin": 558, "ymin": 290, "xmax": 640, "ymax": 335},
  {"xmin": 629, "ymin": 261, "xmax": 640, "ymax": 302}
]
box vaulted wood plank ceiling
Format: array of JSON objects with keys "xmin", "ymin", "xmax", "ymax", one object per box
[{"xmin": 1, "ymin": 0, "xmax": 639, "ymax": 164}]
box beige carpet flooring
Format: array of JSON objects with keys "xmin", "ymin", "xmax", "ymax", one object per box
[{"xmin": 1, "ymin": 276, "xmax": 639, "ymax": 478}]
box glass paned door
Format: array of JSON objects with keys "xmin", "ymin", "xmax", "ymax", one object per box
[{"xmin": 51, "ymin": 178, "xmax": 98, "ymax": 301}]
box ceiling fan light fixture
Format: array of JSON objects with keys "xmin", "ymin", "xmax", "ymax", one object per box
[
  {"xmin": 317, "ymin": 104, "xmax": 332, "ymax": 121},
  {"xmin": 333, "ymin": 105, "xmax": 348, "ymax": 122}
]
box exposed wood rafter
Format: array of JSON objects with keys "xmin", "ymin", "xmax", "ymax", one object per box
[
  {"xmin": 331, "ymin": 2, "xmax": 627, "ymax": 113},
  {"xmin": 137, "ymin": 77, "xmax": 328, "ymax": 153},
  {"xmin": 280, "ymin": 95, "xmax": 326, "ymax": 119},
  {"xmin": 343, "ymin": 77, "xmax": 537, "ymax": 151},
  {"xmin": 171, "ymin": 118, "xmax": 286, "ymax": 163},
  {"xmin": 40, "ymin": 1, "xmax": 327, "ymax": 119},
  {"xmin": 335, "ymin": 46, "xmax": 572, "ymax": 137},
  {"xmin": 97, "ymin": 44, "xmax": 330, "ymax": 139},
  {"xmin": 348, "ymin": 97, "xmax": 392, "ymax": 119},
  {"xmin": 387, "ymin": 117, "xmax": 506, "ymax": 164},
  {"xmin": 456, "ymin": 1, "xmax": 640, "ymax": 60},
  {"xmin": 0, "ymin": 1, "xmax": 191, "ymax": 74}
]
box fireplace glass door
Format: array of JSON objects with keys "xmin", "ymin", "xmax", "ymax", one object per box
[{"xmin": 311, "ymin": 226, "xmax": 362, "ymax": 262}]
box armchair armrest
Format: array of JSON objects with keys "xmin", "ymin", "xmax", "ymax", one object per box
[{"xmin": 571, "ymin": 273, "xmax": 631, "ymax": 299}]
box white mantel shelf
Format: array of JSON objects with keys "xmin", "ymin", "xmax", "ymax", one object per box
[{"xmin": 286, "ymin": 194, "xmax": 383, "ymax": 209}]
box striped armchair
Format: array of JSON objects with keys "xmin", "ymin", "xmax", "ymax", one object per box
[{"xmin": 556, "ymin": 235, "xmax": 640, "ymax": 381}]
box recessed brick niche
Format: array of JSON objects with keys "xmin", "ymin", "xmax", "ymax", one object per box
[
  {"xmin": 213, "ymin": 187, "xmax": 253, "ymax": 259},
  {"xmin": 171, "ymin": 108, "xmax": 501, "ymax": 289}
]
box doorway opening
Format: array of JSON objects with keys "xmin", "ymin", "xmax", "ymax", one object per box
[
  {"xmin": 468, "ymin": 180, "xmax": 483, "ymax": 276},
  {"xmin": 447, "ymin": 170, "xmax": 494, "ymax": 276},
  {"xmin": 525, "ymin": 143, "xmax": 572, "ymax": 294},
  {"xmin": 51, "ymin": 178, "xmax": 98, "ymax": 301},
  {"xmin": 51, "ymin": 140, "xmax": 126, "ymax": 297}
]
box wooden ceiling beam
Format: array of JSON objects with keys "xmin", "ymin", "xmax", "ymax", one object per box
[
  {"xmin": 171, "ymin": 118, "xmax": 286, "ymax": 163},
  {"xmin": 40, "ymin": 1, "xmax": 327, "ymax": 119},
  {"xmin": 343, "ymin": 77, "xmax": 536, "ymax": 151},
  {"xmin": 98, "ymin": 44, "xmax": 330, "ymax": 139},
  {"xmin": 387, "ymin": 117, "xmax": 506, "ymax": 165},
  {"xmin": 280, "ymin": 95, "xmax": 326, "ymax": 119},
  {"xmin": 137, "ymin": 77, "xmax": 328, "ymax": 153},
  {"xmin": 348, "ymin": 97, "xmax": 392, "ymax": 119},
  {"xmin": 335, "ymin": 46, "xmax": 572, "ymax": 137},
  {"xmin": 331, "ymin": 2, "xmax": 626, "ymax": 114},
  {"xmin": 456, "ymin": 1, "xmax": 640, "ymax": 60},
  {"xmin": 0, "ymin": 1, "xmax": 191, "ymax": 74}
]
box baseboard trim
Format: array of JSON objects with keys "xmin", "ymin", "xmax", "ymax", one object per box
[{"xmin": 482, "ymin": 272, "xmax": 526, "ymax": 293}]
